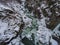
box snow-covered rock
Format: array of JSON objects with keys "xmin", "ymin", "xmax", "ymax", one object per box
[
  {"xmin": 36, "ymin": 17, "xmax": 52, "ymax": 45},
  {"xmin": 0, "ymin": 0, "xmax": 23, "ymax": 44},
  {"xmin": 0, "ymin": 0, "xmax": 59, "ymax": 45}
]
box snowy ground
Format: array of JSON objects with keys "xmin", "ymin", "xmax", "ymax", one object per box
[{"xmin": 0, "ymin": 0, "xmax": 60, "ymax": 45}]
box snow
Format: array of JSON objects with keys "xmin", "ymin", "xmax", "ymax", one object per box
[
  {"xmin": 37, "ymin": 17, "xmax": 59, "ymax": 45},
  {"xmin": 40, "ymin": 1, "xmax": 48, "ymax": 9},
  {"xmin": 36, "ymin": 15, "xmax": 52, "ymax": 44},
  {"xmin": 8, "ymin": 36, "xmax": 22, "ymax": 45},
  {"xmin": 0, "ymin": 20, "xmax": 8, "ymax": 34},
  {"xmin": 0, "ymin": 0, "xmax": 59, "ymax": 45},
  {"xmin": 45, "ymin": 9, "xmax": 52, "ymax": 16},
  {"xmin": 0, "ymin": 0, "xmax": 23, "ymax": 43},
  {"xmin": 0, "ymin": 4, "xmax": 9, "ymax": 9},
  {"xmin": 37, "ymin": 26, "xmax": 51, "ymax": 44},
  {"xmin": 53, "ymin": 24, "xmax": 60, "ymax": 38},
  {"xmin": 50, "ymin": 38, "xmax": 58, "ymax": 45},
  {"xmin": 14, "ymin": 26, "xmax": 20, "ymax": 31},
  {"xmin": 23, "ymin": 16, "xmax": 32, "ymax": 26}
]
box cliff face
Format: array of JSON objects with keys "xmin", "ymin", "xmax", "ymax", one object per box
[{"xmin": 0, "ymin": 0, "xmax": 60, "ymax": 45}]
